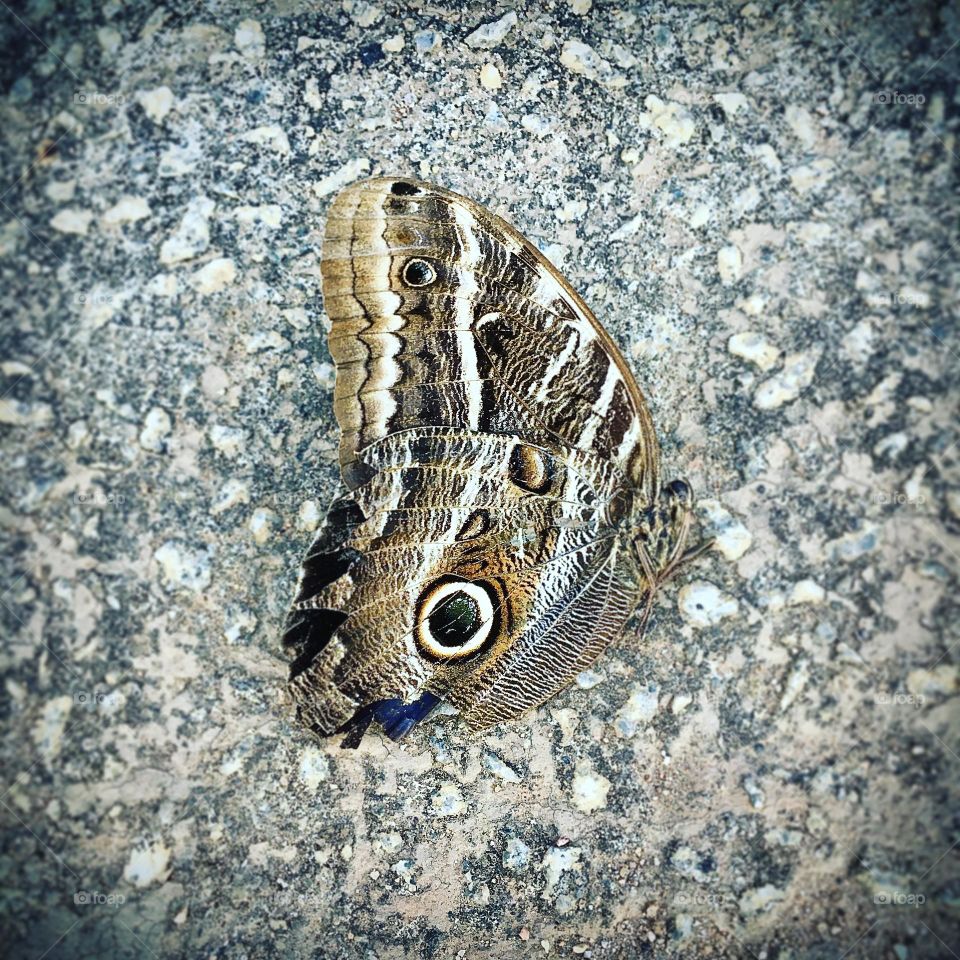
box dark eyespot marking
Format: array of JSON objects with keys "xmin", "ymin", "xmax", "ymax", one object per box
[
  {"xmin": 456, "ymin": 509, "xmax": 491, "ymax": 542},
  {"xmin": 604, "ymin": 488, "xmax": 634, "ymax": 526},
  {"xmin": 403, "ymin": 258, "xmax": 436, "ymax": 287},
  {"xmin": 427, "ymin": 591, "xmax": 479, "ymax": 646},
  {"xmin": 508, "ymin": 443, "xmax": 553, "ymax": 495},
  {"xmin": 415, "ymin": 578, "xmax": 498, "ymax": 661},
  {"xmin": 390, "ymin": 181, "xmax": 419, "ymax": 196}
]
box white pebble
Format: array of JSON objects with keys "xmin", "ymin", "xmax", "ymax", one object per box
[
  {"xmin": 754, "ymin": 352, "xmax": 819, "ymax": 409},
  {"xmin": 138, "ymin": 406, "xmax": 171, "ymax": 452},
  {"xmin": 479, "ymin": 62, "xmax": 502, "ymax": 91},
  {"xmin": 729, "ymin": 331, "xmax": 779, "ymax": 371},
  {"xmin": 191, "ymin": 258, "xmax": 237, "ymax": 294},
  {"xmin": 136, "ymin": 86, "xmax": 174, "ymax": 122},
  {"xmin": 678, "ymin": 581, "xmax": 739, "ymax": 627},
  {"xmin": 50, "ymin": 208, "xmax": 92, "ymax": 235}
]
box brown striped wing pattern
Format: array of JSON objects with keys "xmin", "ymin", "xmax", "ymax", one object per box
[{"xmin": 282, "ymin": 177, "xmax": 681, "ymax": 744}]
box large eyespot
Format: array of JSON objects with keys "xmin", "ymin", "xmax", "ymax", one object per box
[
  {"xmin": 508, "ymin": 443, "xmax": 553, "ymax": 494},
  {"xmin": 415, "ymin": 578, "xmax": 497, "ymax": 661},
  {"xmin": 403, "ymin": 258, "xmax": 435, "ymax": 287}
]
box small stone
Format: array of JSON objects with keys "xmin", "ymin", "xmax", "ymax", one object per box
[
  {"xmin": 102, "ymin": 196, "xmax": 151, "ymax": 227},
  {"xmin": 717, "ymin": 244, "xmax": 743, "ymax": 284},
  {"xmin": 503, "ymin": 837, "xmax": 531, "ymax": 870},
  {"xmin": 788, "ymin": 579, "xmax": 826, "ymax": 606},
  {"xmin": 728, "ymin": 331, "xmax": 779, "ymax": 371},
  {"xmin": 560, "ymin": 40, "xmax": 615, "ymax": 84},
  {"xmin": 479, "ymin": 62, "xmax": 502, "ymax": 91},
  {"xmin": 191, "ymin": 258, "xmax": 236, "ymax": 294},
  {"xmin": 154, "ymin": 541, "xmax": 212, "ymax": 593},
  {"xmin": 248, "ymin": 507, "xmax": 277, "ymax": 545},
  {"xmin": 742, "ymin": 775, "xmax": 765, "ymax": 808},
  {"xmin": 754, "ymin": 352, "xmax": 819, "ymax": 410},
  {"xmin": 678, "ymin": 581, "xmax": 738, "ymax": 627},
  {"xmin": 464, "ymin": 11, "xmax": 518, "ymax": 49},
  {"xmin": 615, "ymin": 683, "xmax": 659, "ymax": 737},
  {"xmin": 223, "ymin": 606, "xmax": 257, "ymax": 643},
  {"xmin": 138, "ymin": 406, "xmax": 171, "ymax": 452},
  {"xmin": 123, "ymin": 842, "xmax": 171, "ymax": 888},
  {"xmin": 571, "ymin": 760, "xmax": 611, "ymax": 813},
  {"xmin": 432, "ymin": 782, "xmax": 467, "ymax": 817},
  {"xmin": 0, "ymin": 399, "xmax": 53, "ymax": 427},
  {"xmin": 641, "ymin": 95, "xmax": 695, "ymax": 147},
  {"xmin": 779, "ymin": 660, "xmax": 809, "ymax": 712},
  {"xmin": 299, "ymin": 746, "xmax": 330, "ymax": 791},
  {"xmin": 739, "ymin": 884, "xmax": 786, "ymax": 916},
  {"xmin": 571, "ymin": 0, "xmax": 592, "ymax": 12},
  {"xmin": 906, "ymin": 666, "xmax": 957, "ymax": 699},
  {"xmin": 697, "ymin": 500, "xmax": 752, "ymax": 561},
  {"xmin": 297, "ymin": 500, "xmax": 322, "ymax": 532},
  {"xmin": 45, "ymin": 179, "xmax": 76, "ymax": 202},
  {"xmin": 97, "ymin": 26, "xmax": 123, "ymax": 56},
  {"xmin": 576, "ymin": 668, "xmax": 604, "ymax": 689},
  {"xmin": 414, "ymin": 30, "xmax": 441, "ymax": 54},
  {"xmin": 136, "ymin": 86, "xmax": 174, "ymax": 122},
  {"xmin": 244, "ymin": 330, "xmax": 289, "ymax": 353},
  {"xmin": 483, "ymin": 752, "xmax": 521, "ymax": 783},
  {"xmin": 50, "ymin": 208, "xmax": 93, "ymax": 235},
  {"xmin": 671, "ymin": 693, "xmax": 693, "ymax": 714},
  {"xmin": 209, "ymin": 424, "xmax": 247, "ymax": 458},
  {"xmin": 713, "ymin": 92, "xmax": 749, "ymax": 116},
  {"xmin": 234, "ymin": 19, "xmax": 265, "ymax": 58},
  {"xmin": 344, "ymin": 1, "xmax": 382, "ymax": 27},
  {"xmin": 382, "ymin": 35, "xmax": 404, "ymax": 53},
  {"xmin": 314, "ymin": 158, "xmax": 372, "ymax": 198},
  {"xmin": 211, "ymin": 478, "xmax": 250, "ymax": 515},
  {"xmin": 238, "ymin": 124, "xmax": 290, "ymax": 154},
  {"xmin": 159, "ymin": 197, "xmax": 215, "ymax": 265},
  {"xmin": 789, "ymin": 158, "xmax": 835, "ymax": 194}
]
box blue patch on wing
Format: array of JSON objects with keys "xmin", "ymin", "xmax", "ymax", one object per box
[{"xmin": 337, "ymin": 692, "xmax": 442, "ymax": 748}]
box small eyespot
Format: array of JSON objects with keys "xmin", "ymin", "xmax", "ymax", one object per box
[
  {"xmin": 390, "ymin": 181, "xmax": 419, "ymax": 196},
  {"xmin": 508, "ymin": 443, "xmax": 553, "ymax": 495},
  {"xmin": 415, "ymin": 579, "xmax": 497, "ymax": 661},
  {"xmin": 403, "ymin": 258, "xmax": 436, "ymax": 287}
]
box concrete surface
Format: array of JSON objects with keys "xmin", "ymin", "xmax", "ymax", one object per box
[{"xmin": 0, "ymin": 1, "xmax": 958, "ymax": 958}]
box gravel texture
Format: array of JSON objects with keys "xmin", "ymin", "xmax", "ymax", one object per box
[{"xmin": 1, "ymin": 2, "xmax": 958, "ymax": 958}]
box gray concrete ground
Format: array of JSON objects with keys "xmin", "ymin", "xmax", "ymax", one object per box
[{"xmin": 0, "ymin": 1, "xmax": 958, "ymax": 958}]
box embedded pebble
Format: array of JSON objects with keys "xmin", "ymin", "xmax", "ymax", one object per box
[
  {"xmin": 234, "ymin": 19, "xmax": 265, "ymax": 58},
  {"xmin": 191, "ymin": 258, "xmax": 237, "ymax": 294},
  {"xmin": 209, "ymin": 424, "xmax": 247, "ymax": 458},
  {"xmin": 713, "ymin": 92, "xmax": 749, "ymax": 116},
  {"xmin": 788, "ymin": 579, "xmax": 826, "ymax": 606},
  {"xmin": 615, "ymin": 684, "xmax": 659, "ymax": 737},
  {"xmin": 159, "ymin": 197, "xmax": 215, "ymax": 265},
  {"xmin": 120, "ymin": 847, "xmax": 172, "ymax": 896},
  {"xmin": 432, "ymin": 782, "xmax": 467, "ymax": 817},
  {"xmin": 479, "ymin": 63, "xmax": 502, "ymax": 91},
  {"xmin": 717, "ymin": 244, "xmax": 743, "ymax": 284},
  {"xmin": 465, "ymin": 12, "xmax": 518, "ymax": 49},
  {"xmin": 739, "ymin": 884, "xmax": 786, "ymax": 916},
  {"xmin": 248, "ymin": 507, "xmax": 277, "ymax": 545},
  {"xmin": 571, "ymin": 761, "xmax": 611, "ymax": 813},
  {"xmin": 154, "ymin": 541, "xmax": 212, "ymax": 593},
  {"xmin": 697, "ymin": 499, "xmax": 752, "ymax": 561},
  {"xmin": 728, "ymin": 331, "xmax": 779, "ymax": 371},
  {"xmin": 678, "ymin": 581, "xmax": 739, "ymax": 627},
  {"xmin": 136, "ymin": 86, "xmax": 174, "ymax": 122},
  {"xmin": 502, "ymin": 837, "xmax": 531, "ymax": 870},
  {"xmin": 212, "ymin": 479, "xmax": 250, "ymax": 515},
  {"xmin": 138, "ymin": 406, "xmax": 172, "ymax": 452},
  {"xmin": 102, "ymin": 196, "xmax": 151, "ymax": 227},
  {"xmin": 50, "ymin": 208, "xmax": 93, "ymax": 235},
  {"xmin": 754, "ymin": 352, "xmax": 819, "ymax": 409},
  {"xmin": 314, "ymin": 158, "xmax": 372, "ymax": 198},
  {"xmin": 560, "ymin": 40, "xmax": 616, "ymax": 84},
  {"xmin": 299, "ymin": 746, "xmax": 330, "ymax": 791},
  {"xmin": 238, "ymin": 125, "xmax": 291, "ymax": 154},
  {"xmin": 297, "ymin": 499, "xmax": 322, "ymax": 532},
  {"xmin": 640, "ymin": 95, "xmax": 696, "ymax": 147}
]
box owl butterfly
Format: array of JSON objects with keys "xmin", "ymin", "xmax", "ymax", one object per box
[{"xmin": 282, "ymin": 177, "xmax": 708, "ymax": 747}]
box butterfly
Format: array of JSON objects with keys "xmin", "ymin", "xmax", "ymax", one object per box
[{"xmin": 281, "ymin": 177, "xmax": 709, "ymax": 747}]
